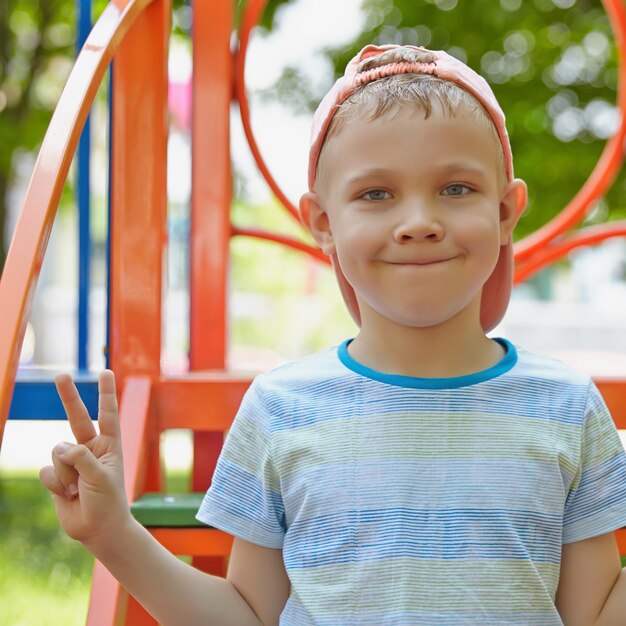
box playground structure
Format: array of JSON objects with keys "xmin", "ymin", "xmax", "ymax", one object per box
[{"xmin": 1, "ymin": 0, "xmax": 626, "ymax": 623}]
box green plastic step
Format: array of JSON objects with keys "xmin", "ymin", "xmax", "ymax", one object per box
[
  {"xmin": 131, "ymin": 492, "xmax": 206, "ymax": 527},
  {"xmin": 622, "ymin": 555, "xmax": 626, "ymax": 568}
]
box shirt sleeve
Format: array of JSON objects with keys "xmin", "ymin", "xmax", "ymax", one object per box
[
  {"xmin": 196, "ymin": 377, "xmax": 286, "ymax": 548},
  {"xmin": 562, "ymin": 380, "xmax": 626, "ymax": 544}
]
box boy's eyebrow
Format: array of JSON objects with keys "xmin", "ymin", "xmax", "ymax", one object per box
[
  {"xmin": 440, "ymin": 160, "xmax": 490, "ymax": 177},
  {"xmin": 344, "ymin": 161, "xmax": 490, "ymax": 185},
  {"xmin": 344, "ymin": 168, "xmax": 396, "ymax": 185}
]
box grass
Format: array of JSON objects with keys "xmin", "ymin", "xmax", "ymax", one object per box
[
  {"xmin": 0, "ymin": 470, "xmax": 93, "ymax": 626},
  {"xmin": 0, "ymin": 467, "xmax": 193, "ymax": 626}
]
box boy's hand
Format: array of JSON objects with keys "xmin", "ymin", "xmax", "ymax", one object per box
[{"xmin": 39, "ymin": 370, "xmax": 133, "ymax": 548}]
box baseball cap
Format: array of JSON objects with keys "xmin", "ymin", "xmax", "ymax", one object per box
[{"xmin": 306, "ymin": 44, "xmax": 516, "ymax": 333}]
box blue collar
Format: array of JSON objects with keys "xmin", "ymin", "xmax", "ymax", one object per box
[{"xmin": 337, "ymin": 337, "xmax": 517, "ymax": 389}]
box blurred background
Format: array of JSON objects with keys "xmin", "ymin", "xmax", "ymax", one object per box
[{"xmin": 2, "ymin": 0, "xmax": 626, "ymax": 623}]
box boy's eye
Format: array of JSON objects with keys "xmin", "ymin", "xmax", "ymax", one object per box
[
  {"xmin": 442, "ymin": 183, "xmax": 471, "ymax": 197},
  {"xmin": 362, "ymin": 189, "xmax": 391, "ymax": 201}
]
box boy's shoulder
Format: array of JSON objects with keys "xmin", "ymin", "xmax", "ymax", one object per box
[
  {"xmin": 254, "ymin": 343, "xmax": 349, "ymax": 390},
  {"xmin": 512, "ymin": 342, "xmax": 593, "ymax": 388}
]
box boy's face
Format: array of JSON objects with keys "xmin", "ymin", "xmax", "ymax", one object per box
[{"xmin": 303, "ymin": 104, "xmax": 524, "ymax": 332}]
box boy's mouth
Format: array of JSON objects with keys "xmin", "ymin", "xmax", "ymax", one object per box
[{"xmin": 390, "ymin": 256, "xmax": 455, "ymax": 266}]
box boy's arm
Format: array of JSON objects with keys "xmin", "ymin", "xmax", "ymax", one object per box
[
  {"xmin": 40, "ymin": 371, "xmax": 289, "ymax": 626},
  {"xmin": 83, "ymin": 514, "xmax": 289, "ymax": 626},
  {"xmin": 555, "ymin": 531, "xmax": 625, "ymax": 626},
  {"xmin": 84, "ymin": 513, "xmax": 265, "ymax": 626},
  {"xmin": 229, "ymin": 537, "xmax": 291, "ymax": 625}
]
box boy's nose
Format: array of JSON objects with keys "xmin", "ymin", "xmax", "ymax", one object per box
[{"xmin": 392, "ymin": 206, "xmax": 444, "ymax": 243}]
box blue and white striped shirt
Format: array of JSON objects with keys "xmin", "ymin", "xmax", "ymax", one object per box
[{"xmin": 197, "ymin": 339, "xmax": 626, "ymax": 625}]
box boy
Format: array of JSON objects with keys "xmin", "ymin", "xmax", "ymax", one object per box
[{"xmin": 41, "ymin": 44, "xmax": 626, "ymax": 625}]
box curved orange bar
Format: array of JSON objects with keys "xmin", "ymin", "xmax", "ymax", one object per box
[
  {"xmin": 0, "ymin": 0, "xmax": 156, "ymax": 448},
  {"xmin": 514, "ymin": 220, "xmax": 626, "ymax": 283},
  {"xmin": 235, "ymin": 0, "xmax": 302, "ymax": 222},
  {"xmin": 232, "ymin": 226, "xmax": 330, "ymax": 263},
  {"xmin": 514, "ymin": 0, "xmax": 626, "ymax": 263}
]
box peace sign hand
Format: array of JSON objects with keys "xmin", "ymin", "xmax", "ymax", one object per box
[{"xmin": 39, "ymin": 370, "xmax": 133, "ymax": 549}]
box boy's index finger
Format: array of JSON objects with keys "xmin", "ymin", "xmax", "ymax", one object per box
[
  {"xmin": 97, "ymin": 370, "xmax": 121, "ymax": 439},
  {"xmin": 54, "ymin": 373, "xmax": 98, "ymax": 444}
]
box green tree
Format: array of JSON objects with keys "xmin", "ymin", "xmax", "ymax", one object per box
[
  {"xmin": 261, "ymin": 0, "xmax": 624, "ymax": 240},
  {"xmin": 0, "ymin": 0, "xmax": 77, "ymax": 273}
]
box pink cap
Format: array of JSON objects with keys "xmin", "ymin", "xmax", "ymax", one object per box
[{"xmin": 307, "ymin": 44, "xmax": 516, "ymax": 333}]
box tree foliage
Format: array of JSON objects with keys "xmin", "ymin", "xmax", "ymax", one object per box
[
  {"xmin": 260, "ymin": 0, "xmax": 624, "ymax": 241},
  {"xmin": 0, "ymin": 0, "xmax": 77, "ymax": 272}
]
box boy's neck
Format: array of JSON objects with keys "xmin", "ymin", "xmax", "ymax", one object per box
[{"xmin": 348, "ymin": 309, "xmax": 504, "ymax": 379}]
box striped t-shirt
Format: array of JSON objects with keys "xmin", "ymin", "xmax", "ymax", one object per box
[{"xmin": 197, "ymin": 339, "xmax": 626, "ymax": 625}]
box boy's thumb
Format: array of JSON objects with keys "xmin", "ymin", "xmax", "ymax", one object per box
[{"xmin": 55, "ymin": 443, "xmax": 102, "ymax": 479}]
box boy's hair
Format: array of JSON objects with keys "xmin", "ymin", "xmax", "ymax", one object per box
[
  {"xmin": 308, "ymin": 45, "xmax": 514, "ymax": 191},
  {"xmin": 304, "ymin": 44, "xmax": 516, "ymax": 333},
  {"xmin": 317, "ymin": 49, "xmax": 507, "ymax": 186}
]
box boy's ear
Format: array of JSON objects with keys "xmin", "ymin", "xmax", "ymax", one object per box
[
  {"xmin": 499, "ymin": 178, "xmax": 528, "ymax": 244},
  {"xmin": 299, "ymin": 191, "xmax": 335, "ymax": 255}
]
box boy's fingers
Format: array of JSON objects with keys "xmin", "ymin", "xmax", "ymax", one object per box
[
  {"xmin": 97, "ymin": 370, "xmax": 121, "ymax": 439},
  {"xmin": 54, "ymin": 442, "xmax": 104, "ymax": 483},
  {"xmin": 40, "ymin": 465, "xmax": 75, "ymax": 499},
  {"xmin": 55, "ymin": 373, "xmax": 97, "ymax": 444},
  {"xmin": 51, "ymin": 444, "xmax": 80, "ymax": 497}
]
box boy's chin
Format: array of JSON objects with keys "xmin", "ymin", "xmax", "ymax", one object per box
[{"xmin": 360, "ymin": 299, "xmax": 483, "ymax": 332}]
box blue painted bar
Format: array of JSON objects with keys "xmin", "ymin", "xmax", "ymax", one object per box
[
  {"xmin": 9, "ymin": 373, "xmax": 99, "ymax": 420},
  {"xmin": 105, "ymin": 64, "xmax": 113, "ymax": 371},
  {"xmin": 77, "ymin": 0, "xmax": 92, "ymax": 372}
]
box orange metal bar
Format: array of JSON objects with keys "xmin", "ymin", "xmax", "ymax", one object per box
[
  {"xmin": 235, "ymin": 0, "xmax": 300, "ymax": 222},
  {"xmin": 0, "ymin": 0, "xmax": 156, "ymax": 450},
  {"xmin": 124, "ymin": 597, "xmax": 159, "ymax": 626},
  {"xmin": 86, "ymin": 562, "xmax": 129, "ymax": 626},
  {"xmin": 108, "ymin": 0, "xmax": 170, "ymax": 384},
  {"xmin": 189, "ymin": 0, "xmax": 232, "ymax": 369},
  {"xmin": 617, "ymin": 528, "xmax": 626, "ymax": 556},
  {"xmin": 514, "ymin": 0, "xmax": 626, "ymax": 264},
  {"xmin": 119, "ymin": 377, "xmax": 154, "ymax": 500},
  {"xmin": 86, "ymin": 376, "xmax": 153, "ymax": 624},
  {"xmin": 156, "ymin": 375, "xmax": 252, "ymax": 431},
  {"xmin": 108, "ymin": 0, "xmax": 170, "ymax": 499},
  {"xmin": 514, "ymin": 221, "xmax": 626, "ymax": 284},
  {"xmin": 189, "ymin": 0, "xmax": 234, "ymax": 575},
  {"xmin": 594, "ymin": 378, "xmax": 626, "ymax": 430},
  {"xmin": 150, "ymin": 528, "xmax": 234, "ymax": 556},
  {"xmin": 232, "ymin": 226, "xmax": 330, "ymax": 264}
]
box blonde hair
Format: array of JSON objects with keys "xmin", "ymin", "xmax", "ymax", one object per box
[{"xmin": 317, "ymin": 48, "xmax": 506, "ymax": 187}]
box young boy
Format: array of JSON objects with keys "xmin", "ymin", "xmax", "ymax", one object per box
[{"xmin": 41, "ymin": 44, "xmax": 626, "ymax": 625}]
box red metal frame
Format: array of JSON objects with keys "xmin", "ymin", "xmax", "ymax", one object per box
[
  {"xmin": 235, "ymin": 0, "xmax": 300, "ymax": 222},
  {"xmin": 515, "ymin": 221, "xmax": 626, "ymax": 284},
  {"xmin": 0, "ymin": 0, "xmax": 157, "ymax": 448},
  {"xmin": 108, "ymin": 1, "xmax": 169, "ymax": 386},
  {"xmin": 189, "ymin": 0, "xmax": 231, "ymax": 369},
  {"xmin": 188, "ymin": 0, "xmax": 234, "ymax": 576}
]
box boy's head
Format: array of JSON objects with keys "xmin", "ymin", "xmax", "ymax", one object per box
[{"xmin": 300, "ymin": 44, "xmax": 527, "ymax": 333}]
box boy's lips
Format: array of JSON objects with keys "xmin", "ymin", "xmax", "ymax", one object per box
[{"xmin": 389, "ymin": 256, "xmax": 456, "ymax": 266}]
